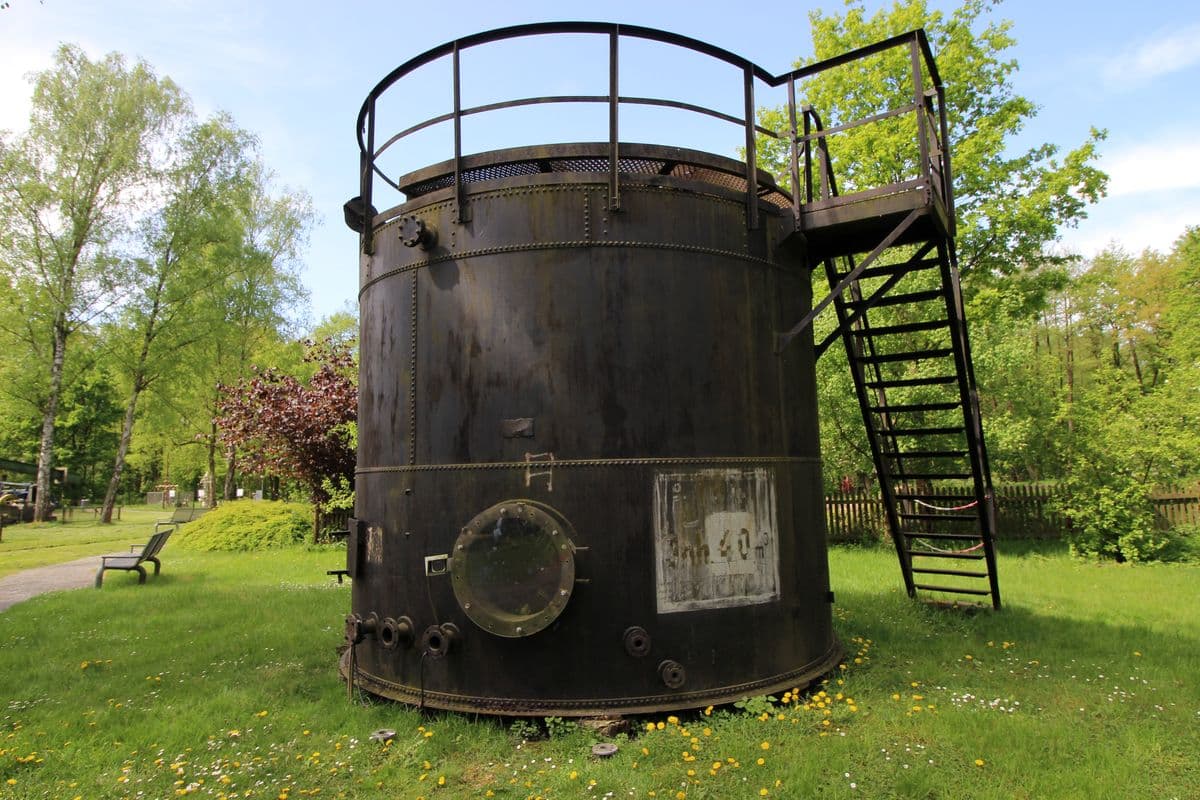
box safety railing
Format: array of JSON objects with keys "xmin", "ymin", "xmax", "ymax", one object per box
[{"xmin": 353, "ymin": 23, "xmax": 954, "ymax": 248}]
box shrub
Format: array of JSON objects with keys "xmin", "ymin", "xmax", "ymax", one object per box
[{"xmin": 174, "ymin": 500, "xmax": 312, "ymax": 551}]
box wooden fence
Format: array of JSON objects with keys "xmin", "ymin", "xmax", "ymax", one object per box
[{"xmin": 824, "ymin": 483, "xmax": 1200, "ymax": 542}]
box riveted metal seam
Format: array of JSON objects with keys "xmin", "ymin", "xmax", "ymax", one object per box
[
  {"xmin": 357, "ymin": 455, "xmax": 820, "ymax": 474},
  {"xmin": 359, "ymin": 240, "xmax": 782, "ymax": 298},
  {"xmin": 341, "ymin": 640, "xmax": 841, "ymax": 713},
  {"xmin": 408, "ymin": 271, "xmax": 417, "ymax": 464}
]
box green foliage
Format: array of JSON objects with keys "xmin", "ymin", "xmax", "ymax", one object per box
[
  {"xmin": 543, "ymin": 716, "xmax": 578, "ymax": 739},
  {"xmin": 4, "ymin": 545, "xmax": 1198, "ymax": 798},
  {"xmin": 174, "ymin": 499, "xmax": 311, "ymax": 551},
  {"xmin": 508, "ymin": 718, "xmax": 542, "ymax": 742}
]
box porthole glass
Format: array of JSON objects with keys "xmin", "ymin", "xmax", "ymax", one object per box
[{"xmin": 451, "ymin": 501, "xmax": 576, "ymax": 637}]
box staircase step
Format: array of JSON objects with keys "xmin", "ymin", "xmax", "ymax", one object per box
[
  {"xmin": 887, "ymin": 426, "xmax": 966, "ymax": 437},
  {"xmin": 853, "ymin": 319, "xmax": 950, "ymax": 337},
  {"xmin": 886, "ymin": 449, "xmax": 968, "ymax": 459},
  {"xmin": 857, "ymin": 347, "xmax": 954, "ymax": 364},
  {"xmin": 912, "ymin": 567, "xmax": 989, "ymax": 578},
  {"xmin": 865, "ymin": 375, "xmax": 958, "ymax": 389},
  {"xmin": 889, "ymin": 472, "xmax": 973, "ymax": 480},
  {"xmin": 901, "ymin": 531, "xmax": 982, "ymax": 541},
  {"xmin": 870, "ymin": 401, "xmax": 960, "ymax": 413},
  {"xmin": 913, "ymin": 583, "xmax": 993, "ymax": 596},
  {"xmin": 905, "ymin": 549, "xmax": 984, "ymax": 560},
  {"xmin": 846, "ymin": 288, "xmax": 944, "ymax": 310},
  {"xmin": 898, "ymin": 512, "xmax": 978, "ymax": 522},
  {"xmin": 835, "ymin": 256, "xmax": 941, "ymax": 282}
]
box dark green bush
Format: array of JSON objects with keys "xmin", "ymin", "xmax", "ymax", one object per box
[{"xmin": 174, "ymin": 500, "xmax": 311, "ymax": 551}]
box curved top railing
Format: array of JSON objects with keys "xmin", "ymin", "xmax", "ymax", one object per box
[{"xmin": 352, "ymin": 22, "xmax": 952, "ymax": 246}]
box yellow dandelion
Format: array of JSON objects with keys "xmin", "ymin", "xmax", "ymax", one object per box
[
  {"xmin": 667, "ymin": 715, "xmax": 679, "ymax": 725},
  {"xmin": 569, "ymin": 771, "xmax": 578, "ymax": 780},
  {"xmin": 760, "ymin": 741, "xmax": 770, "ymax": 751},
  {"xmin": 974, "ymin": 759, "xmax": 985, "ymax": 767},
  {"xmin": 646, "ymin": 722, "xmax": 656, "ymax": 732},
  {"xmin": 756, "ymin": 758, "xmax": 765, "ymax": 766},
  {"xmin": 437, "ymin": 775, "xmax": 446, "ymax": 786},
  {"xmin": 256, "ymin": 710, "xmax": 268, "ymax": 717},
  {"xmin": 759, "ymin": 789, "xmax": 769, "ymax": 797},
  {"xmin": 642, "ymin": 747, "xmax": 650, "ymax": 756},
  {"xmin": 656, "ymin": 722, "xmax": 665, "ymax": 730}
]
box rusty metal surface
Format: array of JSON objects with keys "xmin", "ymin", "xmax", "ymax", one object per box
[{"xmin": 347, "ymin": 143, "xmax": 840, "ymax": 715}]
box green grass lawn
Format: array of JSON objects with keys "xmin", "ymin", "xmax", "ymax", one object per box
[
  {"xmin": 0, "ymin": 506, "xmax": 169, "ymax": 578},
  {"xmin": 0, "ymin": 540, "xmax": 1197, "ymax": 799}
]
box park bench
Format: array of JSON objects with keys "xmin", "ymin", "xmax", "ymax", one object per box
[
  {"xmin": 94, "ymin": 523, "xmax": 176, "ymax": 587},
  {"xmin": 164, "ymin": 505, "xmax": 208, "ymax": 524}
]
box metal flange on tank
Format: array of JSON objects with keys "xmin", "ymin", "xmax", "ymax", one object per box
[{"xmin": 339, "ymin": 22, "xmax": 842, "ymax": 716}]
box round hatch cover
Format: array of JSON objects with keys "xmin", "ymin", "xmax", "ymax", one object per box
[{"xmin": 451, "ymin": 501, "xmax": 576, "ymax": 638}]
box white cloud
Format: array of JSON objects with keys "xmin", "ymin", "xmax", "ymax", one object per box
[
  {"xmin": 1103, "ymin": 139, "xmax": 1200, "ymax": 197},
  {"xmin": 1103, "ymin": 23, "xmax": 1200, "ymax": 85},
  {"xmin": 1058, "ymin": 198, "xmax": 1200, "ymax": 257}
]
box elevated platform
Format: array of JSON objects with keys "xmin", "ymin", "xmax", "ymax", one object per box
[{"xmin": 799, "ymin": 179, "xmax": 952, "ymax": 261}]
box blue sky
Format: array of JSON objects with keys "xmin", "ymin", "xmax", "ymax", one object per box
[{"xmin": 2, "ymin": 0, "xmax": 1199, "ymax": 325}]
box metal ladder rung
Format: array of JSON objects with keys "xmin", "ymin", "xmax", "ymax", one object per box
[
  {"xmin": 911, "ymin": 567, "xmax": 989, "ymax": 578},
  {"xmin": 890, "ymin": 472, "xmax": 973, "ymax": 480},
  {"xmin": 846, "ymin": 288, "xmax": 944, "ymax": 310},
  {"xmin": 857, "ymin": 348, "xmax": 954, "ymax": 364},
  {"xmin": 887, "ymin": 427, "xmax": 966, "ymax": 437},
  {"xmin": 898, "ymin": 512, "xmax": 978, "ymax": 522},
  {"xmin": 913, "ymin": 583, "xmax": 993, "ymax": 596},
  {"xmin": 834, "ymin": 256, "xmax": 941, "ymax": 282},
  {"xmin": 901, "ymin": 531, "xmax": 982, "ymax": 540},
  {"xmin": 853, "ymin": 319, "xmax": 949, "ymax": 337},
  {"xmin": 870, "ymin": 401, "xmax": 960, "ymax": 413},
  {"xmin": 886, "ymin": 449, "xmax": 968, "ymax": 459},
  {"xmin": 865, "ymin": 375, "xmax": 957, "ymax": 389},
  {"xmin": 905, "ymin": 549, "xmax": 985, "ymax": 560}
]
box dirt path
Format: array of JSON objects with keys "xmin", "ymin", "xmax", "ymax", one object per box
[{"xmin": 0, "ymin": 557, "xmax": 97, "ymax": 612}]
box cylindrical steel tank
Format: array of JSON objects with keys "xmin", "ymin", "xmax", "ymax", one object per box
[{"xmin": 344, "ymin": 140, "xmax": 840, "ymax": 715}]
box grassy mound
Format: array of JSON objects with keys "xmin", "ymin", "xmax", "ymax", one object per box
[{"xmin": 173, "ymin": 500, "xmax": 311, "ymax": 551}]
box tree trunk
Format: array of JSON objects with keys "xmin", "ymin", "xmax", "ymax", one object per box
[
  {"xmin": 34, "ymin": 318, "xmax": 68, "ymax": 522},
  {"xmin": 101, "ymin": 382, "xmax": 142, "ymax": 523},
  {"xmin": 223, "ymin": 452, "xmax": 237, "ymax": 501},
  {"xmin": 207, "ymin": 419, "xmax": 219, "ymax": 509}
]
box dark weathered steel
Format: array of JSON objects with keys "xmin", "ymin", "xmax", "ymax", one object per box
[
  {"xmin": 349, "ymin": 143, "xmax": 838, "ymax": 715},
  {"xmin": 344, "ymin": 21, "xmax": 1000, "ymax": 714}
]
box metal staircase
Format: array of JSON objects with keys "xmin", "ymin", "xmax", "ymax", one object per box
[{"xmin": 776, "ymin": 54, "xmax": 1001, "ymax": 608}]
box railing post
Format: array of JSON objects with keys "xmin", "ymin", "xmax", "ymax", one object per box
[
  {"xmin": 742, "ymin": 65, "xmax": 759, "ymax": 230},
  {"xmin": 910, "ymin": 36, "xmax": 930, "ymax": 199},
  {"xmin": 608, "ymin": 28, "xmax": 621, "ymax": 212},
  {"xmin": 452, "ymin": 41, "xmax": 469, "ymax": 223},
  {"xmin": 802, "ymin": 106, "xmax": 813, "ymax": 203},
  {"xmin": 935, "ymin": 83, "xmax": 956, "ymax": 236},
  {"xmin": 787, "ymin": 76, "xmax": 801, "ymax": 223},
  {"xmin": 362, "ymin": 97, "xmax": 376, "ymax": 255}
]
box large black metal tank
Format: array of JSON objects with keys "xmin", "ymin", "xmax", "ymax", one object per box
[{"xmin": 343, "ymin": 24, "xmax": 840, "ymax": 716}]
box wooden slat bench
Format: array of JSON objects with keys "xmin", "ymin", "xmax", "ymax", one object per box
[{"xmin": 95, "ymin": 523, "xmax": 176, "ymax": 587}]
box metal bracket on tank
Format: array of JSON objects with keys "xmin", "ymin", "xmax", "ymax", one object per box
[{"xmin": 424, "ymin": 554, "xmax": 450, "ymax": 577}]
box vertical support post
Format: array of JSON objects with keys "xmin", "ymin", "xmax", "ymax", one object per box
[
  {"xmin": 802, "ymin": 106, "xmax": 813, "ymax": 204},
  {"xmin": 935, "ymin": 82, "xmax": 956, "ymax": 236},
  {"xmin": 786, "ymin": 76, "xmax": 801, "ymax": 224},
  {"xmin": 910, "ymin": 37, "xmax": 929, "ymax": 200},
  {"xmin": 742, "ymin": 65, "xmax": 758, "ymax": 231},
  {"xmin": 361, "ymin": 97, "xmax": 376, "ymax": 255},
  {"xmin": 608, "ymin": 28, "xmax": 621, "ymax": 212},
  {"xmin": 452, "ymin": 41, "xmax": 469, "ymax": 223}
]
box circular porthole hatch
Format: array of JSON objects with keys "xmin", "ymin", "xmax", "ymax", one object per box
[{"xmin": 450, "ymin": 501, "xmax": 577, "ymax": 638}]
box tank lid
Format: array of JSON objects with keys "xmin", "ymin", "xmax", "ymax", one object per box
[{"xmin": 397, "ymin": 142, "xmax": 791, "ymax": 209}]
